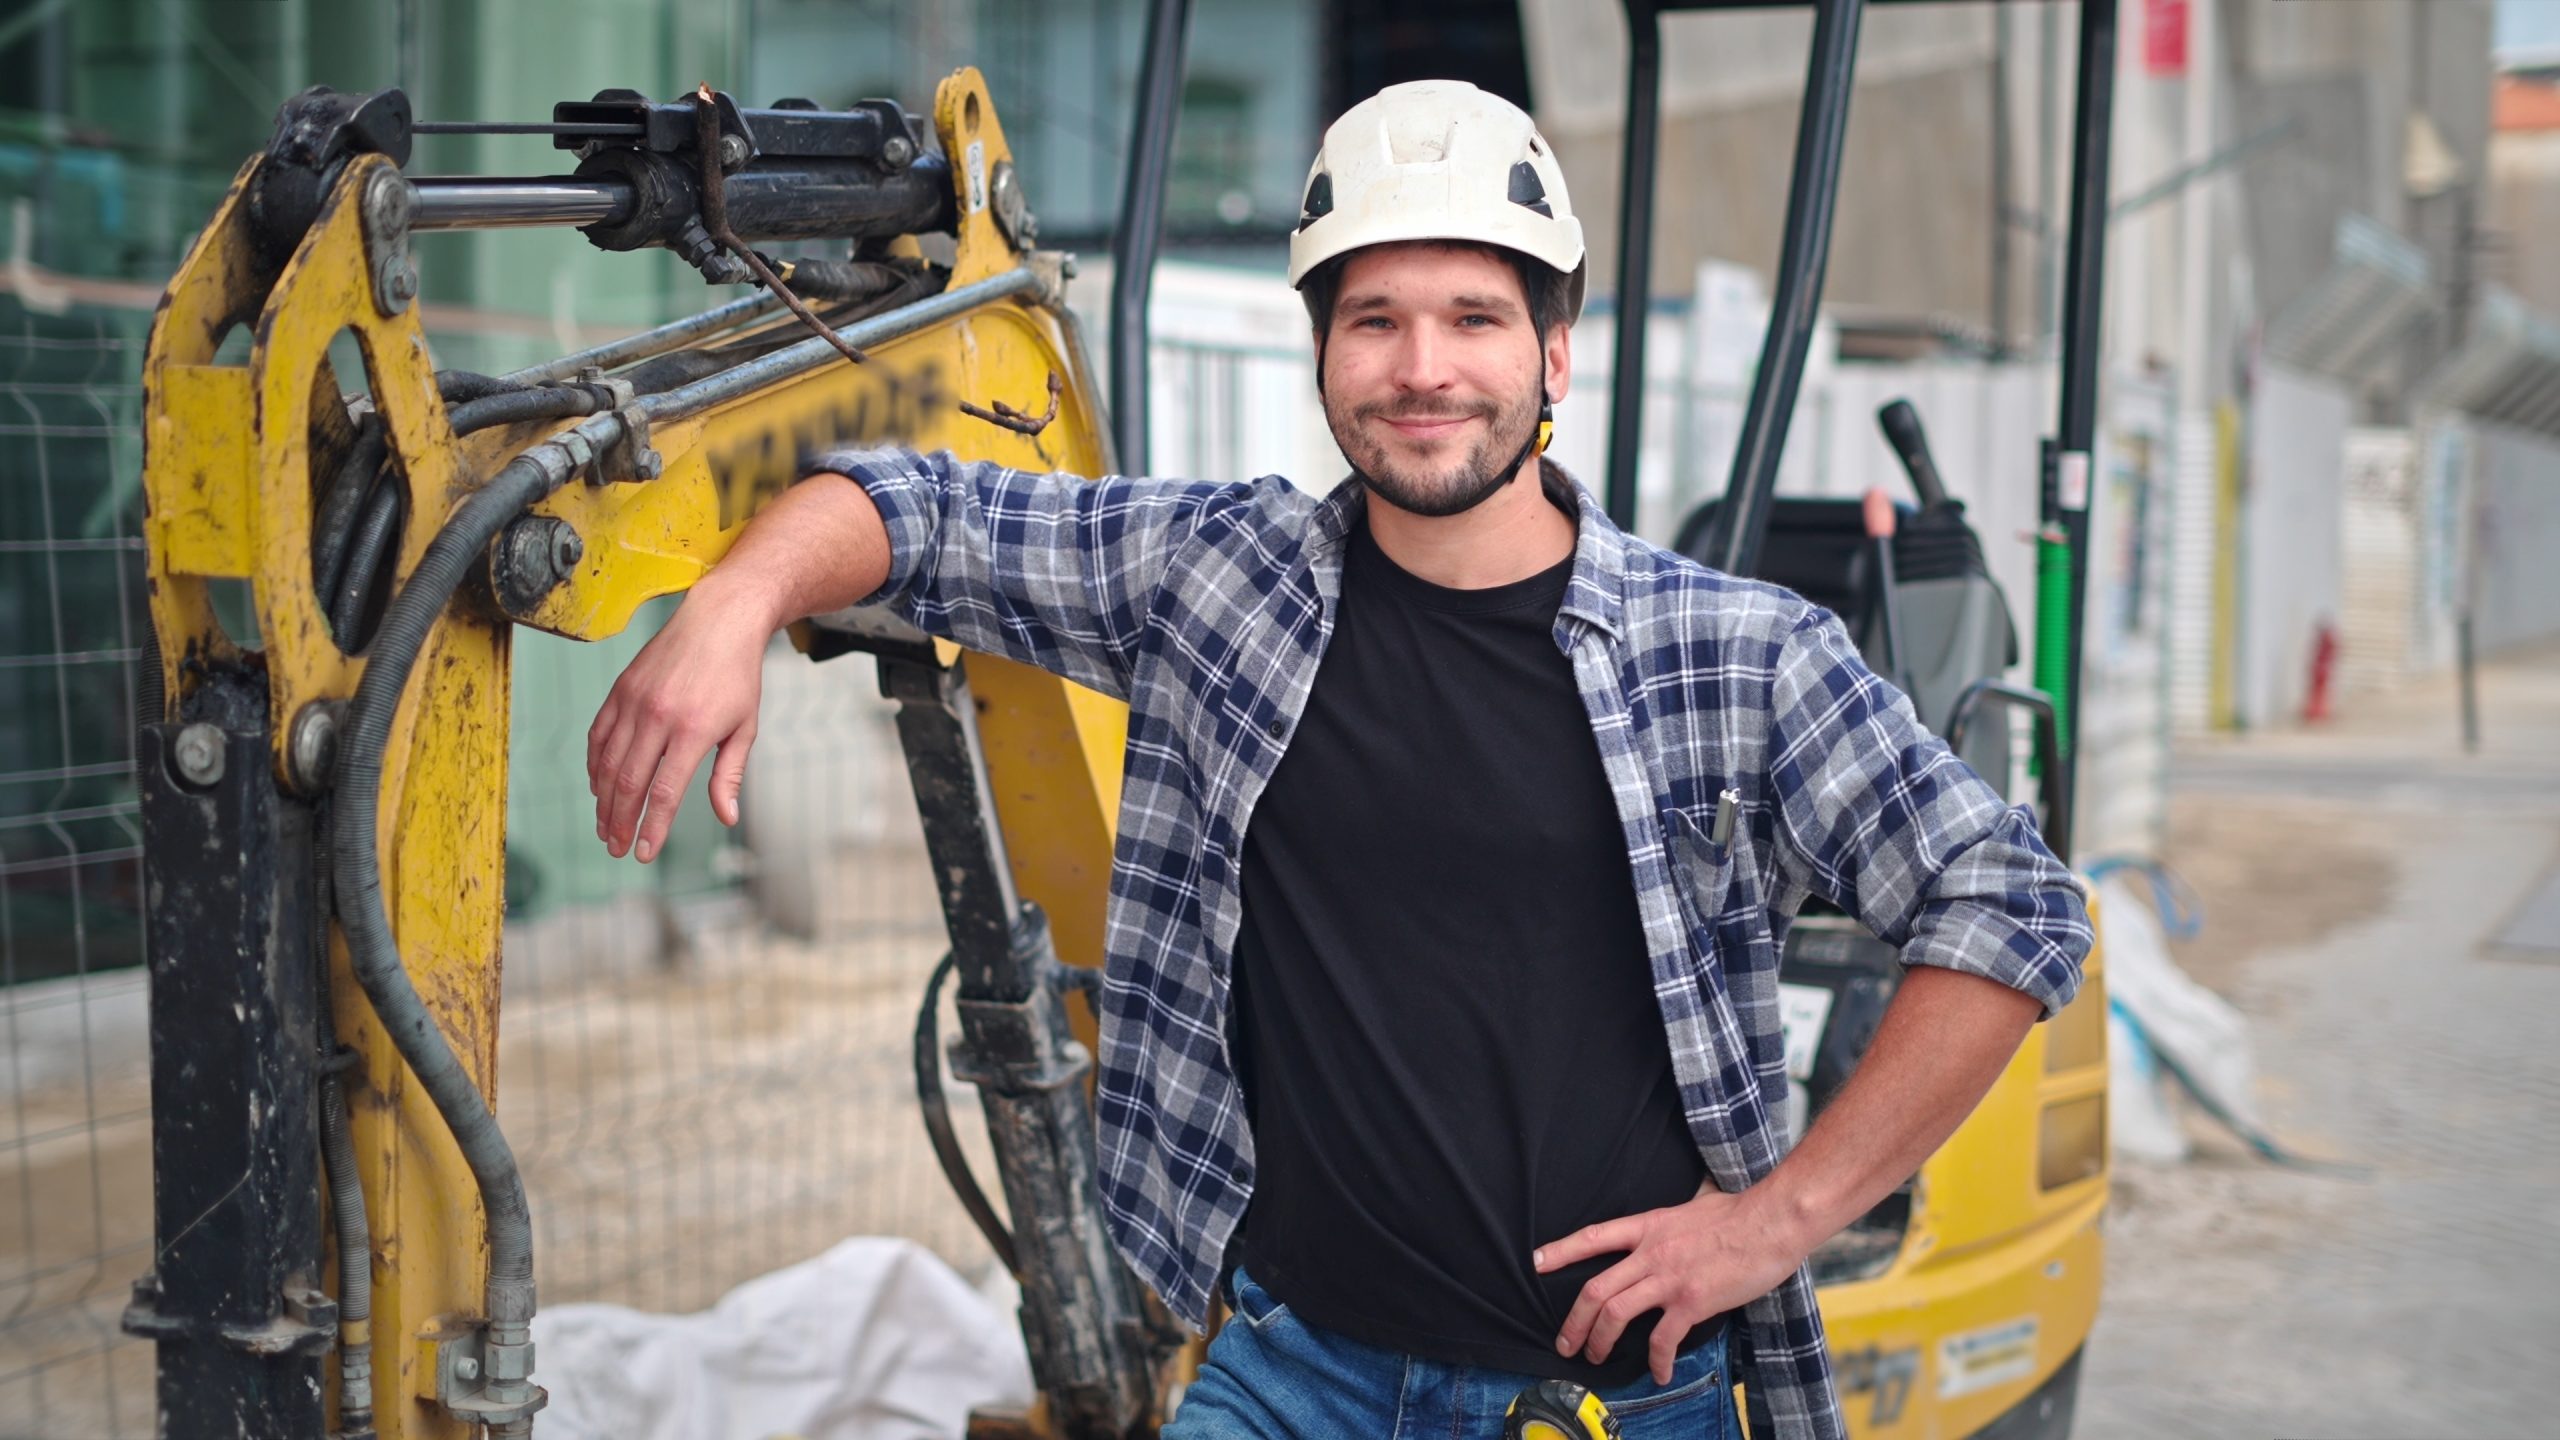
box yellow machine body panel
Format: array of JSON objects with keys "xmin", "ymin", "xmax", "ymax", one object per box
[{"xmin": 1815, "ymin": 924, "xmax": 2109, "ymax": 1440}]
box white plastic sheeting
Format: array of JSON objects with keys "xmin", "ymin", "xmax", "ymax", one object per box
[
  {"xmin": 531, "ymin": 1238, "xmax": 1034, "ymax": 1440},
  {"xmin": 2094, "ymin": 873, "xmax": 2269, "ymax": 1164}
]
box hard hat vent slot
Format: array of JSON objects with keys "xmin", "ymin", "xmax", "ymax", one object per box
[
  {"xmin": 1297, "ymin": 172, "xmax": 1333, "ymax": 232},
  {"xmin": 1508, "ymin": 161, "xmax": 1552, "ymax": 218}
]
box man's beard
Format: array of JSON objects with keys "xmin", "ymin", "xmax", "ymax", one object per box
[{"xmin": 1325, "ymin": 383, "xmax": 1543, "ymax": 519}]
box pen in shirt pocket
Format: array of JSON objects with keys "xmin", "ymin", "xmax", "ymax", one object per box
[{"xmin": 1710, "ymin": 788, "xmax": 1739, "ymax": 848}]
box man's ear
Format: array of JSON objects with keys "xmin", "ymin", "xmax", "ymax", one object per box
[{"xmin": 1543, "ymin": 324, "xmax": 1573, "ymax": 405}]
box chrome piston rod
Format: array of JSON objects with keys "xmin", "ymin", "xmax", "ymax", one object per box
[{"xmin": 408, "ymin": 177, "xmax": 632, "ymax": 231}]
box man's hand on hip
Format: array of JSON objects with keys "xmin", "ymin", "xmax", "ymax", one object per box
[
  {"xmin": 587, "ymin": 573, "xmax": 777, "ymax": 862},
  {"xmin": 1535, "ymin": 965, "xmax": 2046, "ymax": 1385},
  {"xmin": 1535, "ymin": 1184, "xmax": 1808, "ymax": 1386}
]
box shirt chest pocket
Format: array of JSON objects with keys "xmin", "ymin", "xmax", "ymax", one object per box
[
  {"xmin": 1665, "ymin": 802, "xmax": 1792, "ymax": 1087},
  {"xmin": 1664, "ymin": 806, "xmax": 1737, "ymax": 971},
  {"xmin": 1663, "ymin": 801, "xmax": 1781, "ymax": 976}
]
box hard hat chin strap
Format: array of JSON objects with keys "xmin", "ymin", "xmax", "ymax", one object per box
[{"xmin": 1491, "ymin": 346, "xmax": 1553, "ymax": 491}]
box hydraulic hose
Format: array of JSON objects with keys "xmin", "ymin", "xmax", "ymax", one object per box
[
  {"xmin": 619, "ymin": 265, "xmax": 941, "ymax": 396},
  {"xmin": 319, "ymin": 1065, "xmax": 375, "ymax": 1440},
  {"xmin": 779, "ymin": 258, "xmax": 926, "ymax": 304},
  {"xmin": 434, "ymin": 368, "xmax": 535, "ymax": 404},
  {"xmin": 319, "ymin": 373, "xmax": 523, "ymax": 619},
  {"xmin": 913, "ymin": 953, "xmax": 1019, "ymax": 1275},
  {"xmin": 313, "ymin": 419, "xmax": 390, "ymax": 613},
  {"xmin": 320, "ymin": 383, "xmax": 603, "ymax": 655},
  {"xmin": 330, "ymin": 420, "xmax": 606, "ymax": 1436},
  {"xmin": 312, "ymin": 798, "xmax": 376, "ymax": 1440},
  {"xmin": 444, "ymin": 384, "xmax": 606, "ymax": 436},
  {"xmin": 329, "ymin": 477, "xmax": 403, "ymax": 652}
]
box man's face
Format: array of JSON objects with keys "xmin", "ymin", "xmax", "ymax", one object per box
[{"xmin": 1318, "ymin": 243, "xmax": 1565, "ymax": 518}]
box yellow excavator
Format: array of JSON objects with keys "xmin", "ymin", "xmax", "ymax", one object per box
[{"xmin": 124, "ymin": 2, "xmax": 2113, "ymax": 1437}]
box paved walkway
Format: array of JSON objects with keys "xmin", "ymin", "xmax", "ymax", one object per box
[{"xmin": 2075, "ymin": 645, "xmax": 2560, "ymax": 1440}]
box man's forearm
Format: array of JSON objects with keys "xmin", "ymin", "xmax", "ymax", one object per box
[
  {"xmin": 1537, "ymin": 963, "xmax": 2045, "ymax": 1376},
  {"xmin": 1746, "ymin": 964, "xmax": 2043, "ymax": 1253},
  {"xmin": 692, "ymin": 470, "xmax": 893, "ymax": 632}
]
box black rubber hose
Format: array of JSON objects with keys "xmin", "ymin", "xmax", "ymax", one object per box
[
  {"xmin": 781, "ymin": 258, "xmax": 917, "ymax": 303},
  {"xmin": 436, "ymin": 368, "xmax": 534, "ymax": 404},
  {"xmin": 913, "ymin": 953, "xmax": 1019, "ymax": 1274},
  {"xmin": 330, "ymin": 429, "xmax": 592, "ymax": 1427},
  {"xmin": 313, "ymin": 418, "xmax": 389, "ymax": 612},
  {"xmin": 446, "ymin": 385, "xmax": 602, "ymax": 436},
  {"xmin": 317, "ymin": 372, "xmax": 529, "ymax": 613},
  {"xmin": 319, "ymin": 1067, "xmax": 375, "ymax": 1439},
  {"xmin": 311, "ymin": 797, "xmax": 375, "ymax": 1440},
  {"xmin": 323, "ymin": 384, "xmax": 599, "ymax": 657},
  {"xmin": 330, "ymin": 476, "xmax": 403, "ymax": 652}
]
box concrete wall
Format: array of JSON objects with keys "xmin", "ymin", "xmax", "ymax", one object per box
[
  {"xmin": 2465, "ymin": 418, "xmax": 2560, "ymax": 653},
  {"xmin": 1522, "ymin": 1, "xmax": 2026, "ymax": 330},
  {"xmin": 2489, "ymin": 127, "xmax": 2560, "ymax": 318},
  {"xmin": 1518, "ymin": 0, "xmax": 2495, "ymax": 422},
  {"xmin": 2239, "ymin": 364, "xmax": 2352, "ymax": 727}
]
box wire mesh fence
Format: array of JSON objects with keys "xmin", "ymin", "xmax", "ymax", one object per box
[
  {"xmin": 0, "ymin": 294, "xmax": 157, "ymax": 1440},
  {"xmin": 0, "ymin": 288, "xmax": 1008, "ymax": 1439}
]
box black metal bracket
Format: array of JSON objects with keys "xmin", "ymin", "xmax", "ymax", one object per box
[
  {"xmin": 122, "ymin": 1273, "xmax": 336, "ymax": 1358},
  {"xmin": 125, "ymin": 704, "xmax": 333, "ymax": 1439},
  {"xmin": 248, "ymin": 86, "xmax": 414, "ymax": 270}
]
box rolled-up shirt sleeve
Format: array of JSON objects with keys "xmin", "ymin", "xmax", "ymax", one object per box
[
  {"xmin": 802, "ymin": 445, "xmax": 1248, "ymax": 702},
  {"xmin": 1765, "ymin": 607, "xmax": 2091, "ymax": 1018}
]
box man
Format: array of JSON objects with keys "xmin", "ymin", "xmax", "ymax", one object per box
[{"xmin": 589, "ymin": 81, "xmax": 2090, "ymax": 1439}]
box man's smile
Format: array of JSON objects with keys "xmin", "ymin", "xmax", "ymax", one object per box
[{"xmin": 1379, "ymin": 413, "xmax": 1480, "ymax": 442}]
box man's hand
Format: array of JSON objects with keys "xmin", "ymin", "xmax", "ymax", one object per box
[
  {"xmin": 1535, "ymin": 1185, "xmax": 1808, "ymax": 1386},
  {"xmin": 1534, "ymin": 965, "xmax": 2045, "ymax": 1386},
  {"xmin": 587, "ymin": 574, "xmax": 777, "ymax": 862},
  {"xmin": 586, "ymin": 469, "xmax": 894, "ymax": 862}
]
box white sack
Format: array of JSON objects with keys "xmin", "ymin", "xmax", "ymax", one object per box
[
  {"xmin": 532, "ymin": 1237, "xmax": 1035, "ymax": 1440},
  {"xmin": 2094, "ymin": 873, "xmax": 2270, "ymax": 1153},
  {"xmin": 2106, "ymin": 1004, "xmax": 2190, "ymax": 1162}
]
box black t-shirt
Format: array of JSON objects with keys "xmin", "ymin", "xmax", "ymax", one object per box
[{"xmin": 1230, "ymin": 516, "xmax": 1721, "ymax": 1388}]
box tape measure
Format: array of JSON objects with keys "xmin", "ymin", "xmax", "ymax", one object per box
[{"xmin": 1502, "ymin": 1379, "xmax": 1621, "ymax": 1440}]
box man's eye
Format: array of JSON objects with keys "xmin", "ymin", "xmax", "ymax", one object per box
[
  {"xmin": 1354, "ymin": 316, "xmax": 1392, "ymax": 330},
  {"xmin": 1458, "ymin": 314, "xmax": 1495, "ymax": 328}
]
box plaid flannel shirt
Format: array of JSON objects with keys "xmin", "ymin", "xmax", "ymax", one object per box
[{"xmin": 807, "ymin": 447, "xmax": 2092, "ymax": 1440}]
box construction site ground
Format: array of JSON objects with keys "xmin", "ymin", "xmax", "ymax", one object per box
[{"xmin": 2075, "ymin": 642, "xmax": 2560, "ymax": 1440}]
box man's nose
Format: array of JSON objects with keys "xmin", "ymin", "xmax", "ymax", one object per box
[{"xmin": 1390, "ymin": 326, "xmax": 1456, "ymax": 392}]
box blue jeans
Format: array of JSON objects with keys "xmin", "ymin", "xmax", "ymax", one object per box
[{"xmin": 1165, "ymin": 1268, "xmax": 1740, "ymax": 1439}]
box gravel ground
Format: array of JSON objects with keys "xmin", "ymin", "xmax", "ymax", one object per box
[{"xmin": 2076, "ymin": 645, "xmax": 2560, "ymax": 1440}]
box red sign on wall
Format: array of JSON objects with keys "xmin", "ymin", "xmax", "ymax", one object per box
[{"xmin": 2145, "ymin": 0, "xmax": 2189, "ymax": 76}]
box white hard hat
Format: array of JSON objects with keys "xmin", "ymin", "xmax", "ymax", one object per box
[{"xmin": 1287, "ymin": 80, "xmax": 1587, "ymax": 324}]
